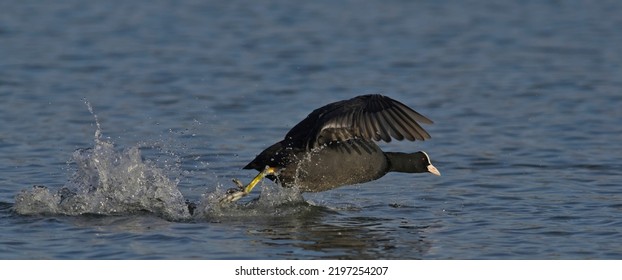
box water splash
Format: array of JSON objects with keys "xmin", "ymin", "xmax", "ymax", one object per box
[
  {"xmin": 13, "ymin": 101, "xmax": 191, "ymax": 220},
  {"xmin": 194, "ymin": 183, "xmax": 310, "ymax": 220},
  {"xmin": 84, "ymin": 99, "xmax": 104, "ymax": 146},
  {"xmin": 12, "ymin": 100, "xmax": 313, "ymax": 221}
]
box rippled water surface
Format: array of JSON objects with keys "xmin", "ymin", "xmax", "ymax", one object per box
[{"xmin": 1, "ymin": 0, "xmax": 622, "ymax": 259}]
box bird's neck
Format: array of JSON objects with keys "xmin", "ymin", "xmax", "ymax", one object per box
[{"xmin": 385, "ymin": 152, "xmax": 427, "ymax": 173}]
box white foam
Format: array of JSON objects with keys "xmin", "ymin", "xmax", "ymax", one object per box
[
  {"xmin": 13, "ymin": 102, "xmax": 191, "ymax": 220},
  {"xmin": 13, "ymin": 101, "xmax": 312, "ymax": 221}
]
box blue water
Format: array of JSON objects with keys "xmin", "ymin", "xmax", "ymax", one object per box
[{"xmin": 1, "ymin": 0, "xmax": 622, "ymax": 259}]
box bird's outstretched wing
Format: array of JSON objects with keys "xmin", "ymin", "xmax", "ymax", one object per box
[{"xmin": 284, "ymin": 94, "xmax": 433, "ymax": 148}]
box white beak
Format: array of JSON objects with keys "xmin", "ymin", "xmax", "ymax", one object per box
[{"xmin": 427, "ymin": 164, "xmax": 441, "ymax": 176}]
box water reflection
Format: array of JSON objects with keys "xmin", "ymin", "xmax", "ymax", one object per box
[
  {"xmin": 202, "ymin": 199, "xmax": 432, "ymax": 259},
  {"xmin": 259, "ymin": 216, "xmax": 431, "ymax": 259}
]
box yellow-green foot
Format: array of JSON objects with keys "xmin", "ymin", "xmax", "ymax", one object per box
[
  {"xmin": 219, "ymin": 185, "xmax": 248, "ymax": 203},
  {"xmin": 219, "ymin": 166, "xmax": 277, "ymax": 204}
]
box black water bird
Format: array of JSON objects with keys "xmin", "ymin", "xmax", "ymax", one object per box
[{"xmin": 222, "ymin": 94, "xmax": 439, "ymax": 203}]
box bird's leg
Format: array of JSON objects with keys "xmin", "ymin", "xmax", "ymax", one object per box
[
  {"xmin": 244, "ymin": 166, "xmax": 278, "ymax": 194},
  {"xmin": 219, "ymin": 166, "xmax": 278, "ymax": 204}
]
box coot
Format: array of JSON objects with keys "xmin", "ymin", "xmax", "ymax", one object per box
[{"xmin": 222, "ymin": 94, "xmax": 439, "ymax": 203}]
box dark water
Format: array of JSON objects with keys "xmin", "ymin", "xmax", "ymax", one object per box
[{"xmin": 1, "ymin": 0, "xmax": 621, "ymax": 259}]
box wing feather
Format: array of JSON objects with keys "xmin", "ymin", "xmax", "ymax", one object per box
[{"xmin": 284, "ymin": 94, "xmax": 433, "ymax": 148}]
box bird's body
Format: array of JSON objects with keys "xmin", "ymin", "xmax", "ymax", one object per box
[
  {"xmin": 237, "ymin": 94, "xmax": 440, "ymax": 197},
  {"xmin": 244, "ymin": 138, "xmax": 389, "ymax": 192}
]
